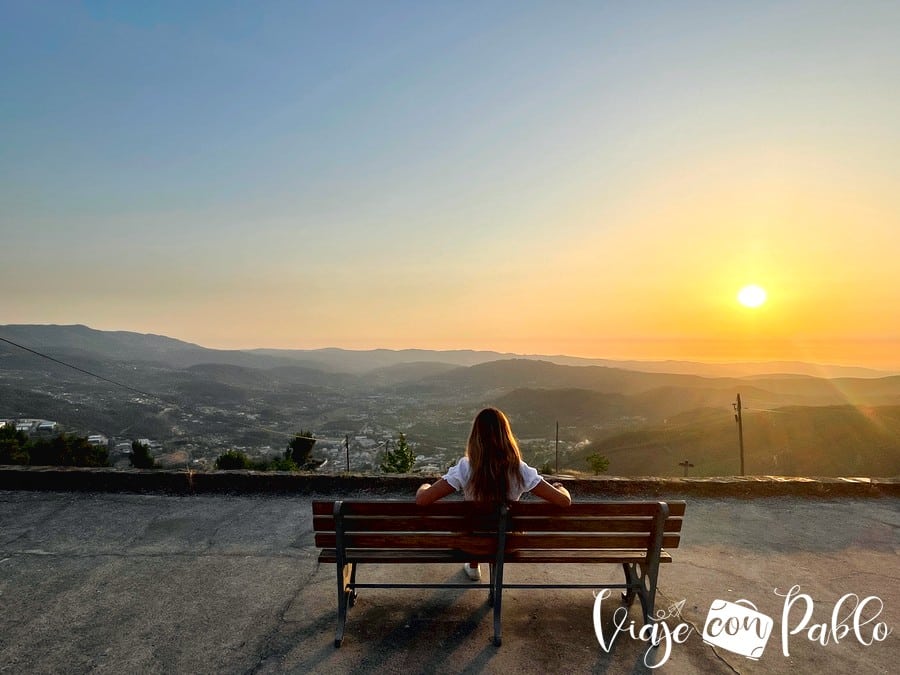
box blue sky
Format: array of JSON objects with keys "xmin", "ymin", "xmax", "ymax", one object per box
[{"xmin": 2, "ymin": 1, "xmax": 899, "ymax": 367}]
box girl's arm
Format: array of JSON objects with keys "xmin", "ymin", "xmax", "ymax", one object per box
[
  {"xmin": 529, "ymin": 479, "xmax": 572, "ymax": 506},
  {"xmin": 415, "ymin": 478, "xmax": 456, "ymax": 505}
]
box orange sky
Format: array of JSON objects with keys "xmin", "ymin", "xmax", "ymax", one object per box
[{"xmin": 3, "ymin": 3, "xmax": 899, "ymax": 370}]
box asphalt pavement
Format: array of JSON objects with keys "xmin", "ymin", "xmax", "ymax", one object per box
[{"xmin": 0, "ymin": 490, "xmax": 897, "ymax": 674}]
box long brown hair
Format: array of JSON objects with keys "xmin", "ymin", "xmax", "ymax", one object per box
[{"xmin": 465, "ymin": 407, "xmax": 524, "ymax": 502}]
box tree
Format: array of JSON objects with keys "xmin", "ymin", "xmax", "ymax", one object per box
[
  {"xmin": 71, "ymin": 436, "xmax": 109, "ymax": 467},
  {"xmin": 586, "ymin": 452, "xmax": 610, "ymax": 475},
  {"xmin": 0, "ymin": 423, "xmax": 29, "ymax": 465},
  {"xmin": 381, "ymin": 432, "xmax": 415, "ymax": 473},
  {"xmin": 286, "ymin": 430, "xmax": 316, "ymax": 466},
  {"xmin": 26, "ymin": 433, "xmax": 108, "ymax": 467},
  {"xmin": 28, "ymin": 435, "xmax": 70, "ymax": 466},
  {"xmin": 131, "ymin": 441, "xmax": 157, "ymax": 469},
  {"xmin": 215, "ymin": 450, "xmax": 251, "ymax": 470}
]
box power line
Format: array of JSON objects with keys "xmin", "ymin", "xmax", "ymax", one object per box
[
  {"xmin": 0, "ymin": 334, "xmax": 175, "ymax": 403},
  {"xmin": 0, "ymin": 334, "xmax": 309, "ymax": 442}
]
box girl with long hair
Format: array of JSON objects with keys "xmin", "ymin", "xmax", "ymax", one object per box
[{"xmin": 415, "ymin": 407, "xmax": 571, "ymax": 579}]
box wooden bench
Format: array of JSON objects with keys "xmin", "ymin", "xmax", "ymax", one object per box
[{"xmin": 313, "ymin": 499, "xmax": 686, "ymax": 647}]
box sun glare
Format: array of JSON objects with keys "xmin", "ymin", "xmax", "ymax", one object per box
[{"xmin": 737, "ymin": 284, "xmax": 767, "ymax": 308}]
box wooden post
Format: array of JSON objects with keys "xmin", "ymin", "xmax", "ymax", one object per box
[{"xmin": 734, "ymin": 394, "xmax": 745, "ymax": 476}]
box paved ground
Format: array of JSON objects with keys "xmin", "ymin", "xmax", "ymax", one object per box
[{"xmin": 0, "ymin": 490, "xmax": 897, "ymax": 674}]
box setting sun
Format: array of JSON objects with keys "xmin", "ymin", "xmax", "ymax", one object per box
[{"xmin": 738, "ymin": 285, "xmax": 767, "ymax": 308}]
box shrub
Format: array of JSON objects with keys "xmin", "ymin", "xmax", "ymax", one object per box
[
  {"xmin": 269, "ymin": 457, "xmax": 299, "ymax": 471},
  {"xmin": 286, "ymin": 430, "xmax": 316, "ymax": 465},
  {"xmin": 586, "ymin": 452, "xmax": 610, "ymax": 475},
  {"xmin": 215, "ymin": 450, "xmax": 251, "ymax": 470},
  {"xmin": 131, "ymin": 441, "xmax": 157, "ymax": 469},
  {"xmin": 381, "ymin": 432, "xmax": 415, "ymax": 473}
]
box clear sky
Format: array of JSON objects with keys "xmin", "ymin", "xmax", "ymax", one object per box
[{"xmin": 2, "ymin": 1, "xmax": 899, "ymax": 368}]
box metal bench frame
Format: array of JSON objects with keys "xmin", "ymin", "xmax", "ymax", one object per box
[{"xmin": 314, "ymin": 499, "xmax": 683, "ymax": 647}]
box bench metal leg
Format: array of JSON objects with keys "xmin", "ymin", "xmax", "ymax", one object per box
[
  {"xmin": 621, "ymin": 562, "xmax": 639, "ymax": 606},
  {"xmin": 620, "ymin": 504, "xmax": 668, "ymax": 626},
  {"xmin": 334, "ymin": 562, "xmax": 356, "ymax": 648},
  {"xmin": 492, "ymin": 560, "xmax": 503, "ymax": 646},
  {"xmin": 487, "ymin": 563, "xmax": 495, "ymax": 607},
  {"xmin": 621, "ymin": 562, "xmax": 654, "ymax": 624},
  {"xmin": 491, "ymin": 503, "xmax": 508, "ymax": 646}
]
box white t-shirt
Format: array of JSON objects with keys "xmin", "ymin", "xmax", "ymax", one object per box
[{"xmin": 442, "ymin": 456, "xmax": 542, "ymax": 501}]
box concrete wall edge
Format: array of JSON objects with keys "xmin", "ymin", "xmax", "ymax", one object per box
[{"xmin": 1, "ymin": 466, "xmax": 897, "ymax": 498}]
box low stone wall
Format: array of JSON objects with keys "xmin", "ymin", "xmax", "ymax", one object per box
[{"xmin": 0, "ymin": 465, "xmax": 897, "ymax": 498}]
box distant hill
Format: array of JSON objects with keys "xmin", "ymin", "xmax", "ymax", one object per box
[
  {"xmin": 0, "ymin": 324, "xmax": 298, "ymax": 370},
  {"xmin": 570, "ymin": 405, "xmax": 900, "ymax": 478},
  {"xmin": 414, "ymin": 359, "xmax": 715, "ymax": 395},
  {"xmin": 3, "ymin": 324, "xmax": 900, "ymax": 477},
  {"xmin": 493, "ymin": 388, "xmax": 632, "ymax": 438},
  {"xmin": 2, "ymin": 324, "xmax": 893, "ymax": 378},
  {"xmin": 248, "ymin": 347, "xmax": 519, "ymax": 374},
  {"xmin": 0, "ymin": 382, "xmax": 171, "ymax": 438},
  {"xmin": 358, "ymin": 362, "xmax": 462, "ymax": 387},
  {"xmin": 412, "ymin": 360, "xmax": 900, "ymax": 407}
]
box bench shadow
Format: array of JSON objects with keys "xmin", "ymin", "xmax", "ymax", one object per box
[
  {"xmin": 360, "ymin": 597, "xmax": 493, "ymax": 670},
  {"xmin": 334, "ymin": 567, "xmax": 497, "ymax": 673}
]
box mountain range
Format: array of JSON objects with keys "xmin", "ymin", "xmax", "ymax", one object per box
[
  {"xmin": 2, "ymin": 324, "xmax": 899, "ymax": 476},
  {"xmin": 0, "ymin": 323, "xmax": 892, "ymax": 378}
]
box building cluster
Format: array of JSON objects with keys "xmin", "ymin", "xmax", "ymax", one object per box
[
  {"xmin": 2, "ymin": 418, "xmax": 59, "ymax": 435},
  {"xmin": 1, "ymin": 418, "xmax": 168, "ymax": 463}
]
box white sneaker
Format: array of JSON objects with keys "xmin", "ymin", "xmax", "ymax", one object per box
[{"xmin": 464, "ymin": 563, "xmax": 481, "ymax": 581}]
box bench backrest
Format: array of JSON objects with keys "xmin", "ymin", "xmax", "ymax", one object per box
[
  {"xmin": 313, "ymin": 500, "xmax": 685, "ymax": 553},
  {"xmin": 314, "ymin": 500, "xmax": 503, "ymax": 553},
  {"xmin": 506, "ymin": 501, "xmax": 684, "ymax": 551}
]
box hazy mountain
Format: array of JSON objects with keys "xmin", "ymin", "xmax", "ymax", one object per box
[
  {"xmin": 492, "ymin": 388, "xmax": 632, "ymax": 438},
  {"xmin": 5, "ymin": 326, "xmax": 900, "ymax": 414},
  {"xmin": 248, "ymin": 347, "xmax": 520, "ymax": 373},
  {"xmin": 3, "ymin": 324, "xmax": 893, "ymax": 378},
  {"xmin": 409, "ymin": 359, "xmax": 714, "ymax": 395},
  {"xmin": 3, "ymin": 324, "xmax": 900, "ymax": 476},
  {"xmin": 358, "ymin": 362, "xmax": 462, "ymax": 387},
  {"xmin": 0, "ymin": 324, "xmax": 300, "ymax": 370},
  {"xmin": 542, "ymin": 357, "xmax": 892, "ymax": 379},
  {"xmin": 570, "ymin": 405, "xmax": 900, "ymax": 478}
]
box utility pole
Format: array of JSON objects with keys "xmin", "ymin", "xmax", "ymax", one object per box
[
  {"xmin": 555, "ymin": 420, "xmax": 559, "ymax": 474},
  {"xmin": 678, "ymin": 460, "xmax": 694, "ymax": 477},
  {"xmin": 345, "ymin": 435, "xmax": 350, "ymax": 472},
  {"xmin": 733, "ymin": 393, "xmax": 745, "ymax": 476}
]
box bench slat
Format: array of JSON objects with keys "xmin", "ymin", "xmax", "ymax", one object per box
[
  {"xmin": 508, "ymin": 501, "xmax": 686, "ymax": 517},
  {"xmin": 316, "ymin": 532, "xmax": 498, "ymax": 552},
  {"xmin": 318, "ymin": 548, "xmax": 498, "ymax": 564},
  {"xmin": 314, "ymin": 514, "xmax": 683, "ymax": 534},
  {"xmin": 312, "ymin": 500, "xmax": 498, "ymax": 516},
  {"xmin": 313, "ymin": 514, "xmax": 501, "ymax": 533},
  {"xmin": 506, "ymin": 533, "xmax": 681, "ymax": 549},
  {"xmin": 504, "ymin": 516, "xmax": 683, "ymax": 533},
  {"xmin": 505, "ymin": 549, "xmax": 673, "ymax": 563},
  {"xmin": 316, "ymin": 532, "xmax": 680, "ymax": 550},
  {"xmin": 318, "ymin": 548, "xmax": 675, "ymax": 565},
  {"xmin": 312, "ymin": 500, "xmax": 686, "ymax": 518}
]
